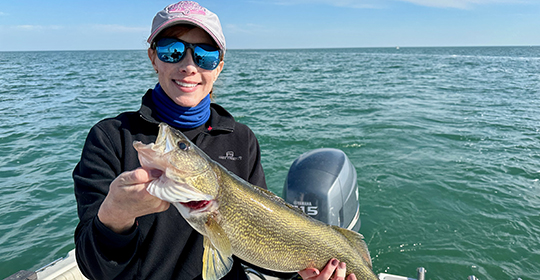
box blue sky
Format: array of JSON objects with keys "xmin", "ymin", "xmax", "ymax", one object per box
[{"xmin": 0, "ymin": 0, "xmax": 539, "ymax": 51}]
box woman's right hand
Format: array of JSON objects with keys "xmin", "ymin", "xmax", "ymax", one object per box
[{"xmin": 97, "ymin": 168, "xmax": 170, "ymax": 233}]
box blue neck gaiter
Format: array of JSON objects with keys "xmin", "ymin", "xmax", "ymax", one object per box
[{"xmin": 151, "ymin": 83, "xmax": 211, "ymax": 129}]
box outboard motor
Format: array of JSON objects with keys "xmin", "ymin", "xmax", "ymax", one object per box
[
  {"xmin": 283, "ymin": 148, "xmax": 361, "ymax": 232},
  {"xmin": 245, "ymin": 148, "xmax": 361, "ymax": 280}
]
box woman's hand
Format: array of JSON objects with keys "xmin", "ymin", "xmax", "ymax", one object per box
[
  {"xmin": 298, "ymin": 259, "xmax": 357, "ymax": 280},
  {"xmin": 97, "ymin": 168, "xmax": 170, "ymax": 233}
]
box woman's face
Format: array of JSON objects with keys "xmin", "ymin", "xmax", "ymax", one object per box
[{"xmin": 148, "ymin": 27, "xmax": 224, "ymax": 107}]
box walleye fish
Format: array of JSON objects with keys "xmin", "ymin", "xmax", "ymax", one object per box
[{"xmin": 133, "ymin": 123, "xmax": 378, "ymax": 280}]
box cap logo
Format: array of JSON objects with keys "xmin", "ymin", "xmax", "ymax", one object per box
[{"xmin": 167, "ymin": 1, "xmax": 206, "ymax": 16}]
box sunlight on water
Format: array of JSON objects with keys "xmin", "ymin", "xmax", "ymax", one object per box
[{"xmin": 1, "ymin": 47, "xmax": 540, "ymax": 279}]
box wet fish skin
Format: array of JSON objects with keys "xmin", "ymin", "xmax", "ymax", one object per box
[{"xmin": 133, "ymin": 123, "xmax": 378, "ymax": 280}]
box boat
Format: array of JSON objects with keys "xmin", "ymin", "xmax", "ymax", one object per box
[{"xmin": 4, "ymin": 149, "xmax": 478, "ymax": 280}]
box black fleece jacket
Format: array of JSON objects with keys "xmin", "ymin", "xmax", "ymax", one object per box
[{"xmin": 73, "ymin": 89, "xmax": 266, "ymax": 280}]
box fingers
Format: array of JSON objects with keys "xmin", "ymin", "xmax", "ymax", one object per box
[
  {"xmin": 117, "ymin": 168, "xmax": 162, "ymax": 186},
  {"xmin": 298, "ymin": 259, "xmax": 355, "ymax": 280},
  {"xmin": 99, "ymin": 168, "xmax": 169, "ymax": 232},
  {"xmin": 297, "ymin": 268, "xmax": 320, "ymax": 279},
  {"xmin": 333, "ymin": 261, "xmax": 346, "ymax": 280},
  {"xmin": 317, "ymin": 259, "xmax": 339, "ymax": 279},
  {"xmin": 111, "ymin": 169, "xmax": 154, "ymax": 202}
]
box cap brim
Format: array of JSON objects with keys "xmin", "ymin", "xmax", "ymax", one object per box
[{"xmin": 147, "ymin": 18, "xmax": 224, "ymax": 52}]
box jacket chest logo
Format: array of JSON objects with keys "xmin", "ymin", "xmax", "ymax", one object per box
[{"xmin": 219, "ymin": 151, "xmax": 242, "ymax": 161}]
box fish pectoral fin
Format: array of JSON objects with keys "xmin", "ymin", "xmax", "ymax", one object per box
[
  {"xmin": 202, "ymin": 236, "xmax": 233, "ymax": 280},
  {"xmin": 205, "ymin": 216, "xmax": 233, "ymax": 256},
  {"xmin": 332, "ymin": 226, "xmax": 373, "ymax": 269}
]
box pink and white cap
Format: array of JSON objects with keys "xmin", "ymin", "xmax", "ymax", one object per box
[{"xmin": 148, "ymin": 1, "xmax": 226, "ymax": 52}]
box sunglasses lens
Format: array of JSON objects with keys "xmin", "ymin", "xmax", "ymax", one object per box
[
  {"xmin": 155, "ymin": 38, "xmax": 221, "ymax": 70},
  {"xmin": 156, "ymin": 38, "xmax": 186, "ymax": 63},
  {"xmin": 193, "ymin": 45, "xmax": 221, "ymax": 70}
]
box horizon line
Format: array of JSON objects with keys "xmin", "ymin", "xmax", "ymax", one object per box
[{"xmin": 1, "ymin": 44, "xmax": 539, "ymax": 53}]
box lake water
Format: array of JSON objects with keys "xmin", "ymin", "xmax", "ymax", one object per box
[{"xmin": 1, "ymin": 46, "xmax": 539, "ymax": 279}]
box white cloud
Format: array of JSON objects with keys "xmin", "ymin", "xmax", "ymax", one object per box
[
  {"xmin": 12, "ymin": 25, "xmax": 63, "ymax": 30},
  {"xmin": 0, "ymin": 25, "xmax": 64, "ymax": 31},
  {"xmin": 0, "ymin": 24, "xmax": 149, "ymax": 51},
  {"xmin": 263, "ymin": 0, "xmax": 533, "ymax": 9},
  {"xmin": 225, "ymin": 23, "xmax": 268, "ymax": 35},
  {"xmin": 0, "ymin": 24, "xmax": 145, "ymax": 33},
  {"xmin": 89, "ymin": 24, "xmax": 147, "ymax": 33},
  {"xmin": 397, "ymin": 0, "xmax": 531, "ymax": 9},
  {"xmin": 262, "ymin": 0, "xmax": 382, "ymax": 8}
]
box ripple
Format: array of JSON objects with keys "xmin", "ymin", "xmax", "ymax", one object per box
[{"xmin": 2, "ymin": 47, "xmax": 540, "ymax": 279}]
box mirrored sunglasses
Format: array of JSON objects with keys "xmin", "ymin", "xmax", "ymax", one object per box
[{"xmin": 155, "ymin": 38, "xmax": 222, "ymax": 70}]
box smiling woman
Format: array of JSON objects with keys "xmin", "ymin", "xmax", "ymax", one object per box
[
  {"xmin": 71, "ymin": 1, "xmax": 270, "ymax": 279},
  {"xmin": 147, "ymin": 26, "xmax": 224, "ymax": 108},
  {"xmin": 71, "ymin": 1, "xmax": 356, "ymax": 280}
]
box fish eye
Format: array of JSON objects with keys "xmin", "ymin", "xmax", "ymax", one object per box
[{"xmin": 177, "ymin": 141, "xmax": 189, "ymax": 151}]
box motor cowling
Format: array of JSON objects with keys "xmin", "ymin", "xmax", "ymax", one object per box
[{"xmin": 283, "ymin": 148, "xmax": 361, "ymax": 232}]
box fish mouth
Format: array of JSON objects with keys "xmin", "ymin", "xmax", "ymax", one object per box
[
  {"xmin": 178, "ymin": 199, "xmax": 217, "ymax": 214},
  {"xmin": 181, "ymin": 200, "xmax": 211, "ymax": 210}
]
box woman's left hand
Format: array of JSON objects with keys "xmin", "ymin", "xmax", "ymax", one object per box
[{"xmin": 298, "ymin": 259, "xmax": 357, "ymax": 280}]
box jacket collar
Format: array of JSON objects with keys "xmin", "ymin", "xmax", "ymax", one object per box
[{"xmin": 138, "ymin": 89, "xmax": 235, "ymax": 133}]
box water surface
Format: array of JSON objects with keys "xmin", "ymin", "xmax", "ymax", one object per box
[{"xmin": 1, "ymin": 47, "xmax": 539, "ymax": 279}]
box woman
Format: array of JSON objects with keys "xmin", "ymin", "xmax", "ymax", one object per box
[{"xmin": 73, "ymin": 1, "xmax": 355, "ymax": 279}]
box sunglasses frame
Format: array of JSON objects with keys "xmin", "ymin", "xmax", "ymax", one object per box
[{"xmin": 153, "ymin": 38, "xmax": 223, "ymax": 70}]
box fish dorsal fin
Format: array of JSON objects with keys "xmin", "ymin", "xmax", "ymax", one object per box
[
  {"xmin": 252, "ymin": 185, "xmax": 307, "ymax": 215},
  {"xmin": 253, "ymin": 185, "xmax": 286, "ymax": 203},
  {"xmin": 332, "ymin": 226, "xmax": 373, "ymax": 269},
  {"xmin": 202, "ymin": 217, "xmax": 233, "ymax": 280}
]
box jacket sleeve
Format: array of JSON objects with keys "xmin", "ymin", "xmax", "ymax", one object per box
[
  {"xmin": 246, "ymin": 127, "xmax": 267, "ymax": 190},
  {"xmin": 73, "ymin": 123, "xmax": 139, "ymax": 279}
]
